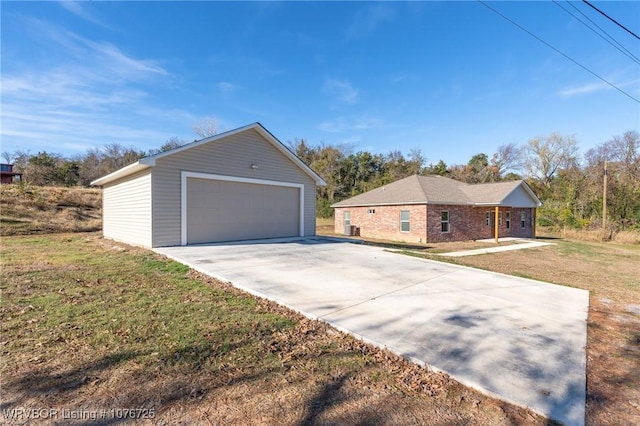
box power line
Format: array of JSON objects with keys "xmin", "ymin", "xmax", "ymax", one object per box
[
  {"xmin": 554, "ymin": 0, "xmax": 640, "ymax": 65},
  {"xmin": 477, "ymin": 1, "xmax": 640, "ymax": 104},
  {"xmin": 582, "ymin": 0, "xmax": 640, "ymax": 40}
]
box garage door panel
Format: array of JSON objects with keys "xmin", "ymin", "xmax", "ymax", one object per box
[{"xmin": 187, "ymin": 178, "xmax": 299, "ymax": 244}]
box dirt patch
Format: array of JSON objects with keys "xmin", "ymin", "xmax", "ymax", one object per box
[{"xmin": 0, "ymin": 185, "xmax": 102, "ymax": 236}]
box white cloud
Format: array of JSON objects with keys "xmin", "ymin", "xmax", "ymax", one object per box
[
  {"xmin": 0, "ymin": 19, "xmax": 184, "ymax": 155},
  {"xmin": 317, "ymin": 115, "xmax": 384, "ymax": 133},
  {"xmin": 89, "ymin": 41, "xmax": 168, "ymax": 77},
  {"xmin": 558, "ymin": 77, "xmax": 640, "ymax": 98},
  {"xmin": 339, "ymin": 135, "xmax": 362, "ymax": 146},
  {"xmin": 323, "ymin": 79, "xmax": 359, "ymax": 105},
  {"xmin": 391, "ymin": 73, "xmax": 409, "ymax": 84},
  {"xmin": 558, "ymin": 81, "xmax": 611, "ymax": 97},
  {"xmin": 217, "ymin": 82, "xmax": 238, "ymax": 93},
  {"xmin": 353, "ymin": 116, "xmax": 383, "ymax": 130},
  {"xmin": 318, "ymin": 119, "xmax": 346, "ymax": 133},
  {"xmin": 57, "ymin": 1, "xmax": 110, "ymax": 28},
  {"xmin": 346, "ymin": 4, "xmax": 395, "ymax": 39}
]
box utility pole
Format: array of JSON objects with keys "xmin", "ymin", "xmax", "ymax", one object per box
[
  {"xmin": 494, "ymin": 206, "xmax": 499, "ymax": 243},
  {"xmin": 602, "ymin": 160, "xmax": 608, "ymax": 230}
]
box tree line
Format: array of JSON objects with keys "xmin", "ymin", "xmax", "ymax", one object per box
[
  {"xmin": 2, "ymin": 129, "xmax": 638, "ymax": 231},
  {"xmin": 1, "ymin": 117, "xmax": 220, "ymax": 187},
  {"xmin": 289, "ymin": 130, "xmax": 639, "ymax": 231}
]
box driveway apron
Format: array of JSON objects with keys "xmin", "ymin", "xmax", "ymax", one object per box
[{"xmin": 156, "ymin": 237, "xmax": 589, "ymax": 426}]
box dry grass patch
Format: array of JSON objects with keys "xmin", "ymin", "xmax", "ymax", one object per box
[
  {"xmin": 0, "ymin": 184, "xmax": 101, "ymax": 236},
  {"xmin": 539, "ymin": 226, "xmax": 640, "ymax": 244},
  {"xmin": 315, "ymin": 217, "xmax": 335, "ymax": 234},
  {"xmin": 0, "ymin": 233, "xmax": 550, "ymax": 425}
]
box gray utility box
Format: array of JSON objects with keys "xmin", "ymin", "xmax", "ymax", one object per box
[{"xmin": 344, "ymin": 225, "xmax": 359, "ymax": 236}]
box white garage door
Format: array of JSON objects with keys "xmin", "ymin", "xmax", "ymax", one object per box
[{"xmin": 186, "ymin": 177, "xmax": 300, "ymax": 244}]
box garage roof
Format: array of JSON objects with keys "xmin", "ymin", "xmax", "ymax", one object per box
[
  {"xmin": 91, "ymin": 123, "xmax": 327, "ymax": 186},
  {"xmin": 331, "ymin": 175, "xmax": 541, "ymax": 208}
]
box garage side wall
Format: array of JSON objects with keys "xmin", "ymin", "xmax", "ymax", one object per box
[
  {"xmin": 102, "ymin": 169, "xmax": 152, "ymax": 247},
  {"xmin": 151, "ymin": 129, "xmax": 316, "ymax": 247}
]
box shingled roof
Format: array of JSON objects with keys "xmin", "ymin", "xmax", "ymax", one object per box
[{"xmin": 331, "ymin": 175, "xmax": 541, "ymax": 208}]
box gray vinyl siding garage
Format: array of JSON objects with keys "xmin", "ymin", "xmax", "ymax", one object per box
[
  {"xmin": 92, "ymin": 123, "xmax": 325, "ymax": 248},
  {"xmin": 102, "ymin": 169, "xmax": 151, "ymax": 247}
]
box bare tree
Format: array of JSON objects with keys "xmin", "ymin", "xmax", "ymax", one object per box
[
  {"xmin": 524, "ymin": 133, "xmax": 579, "ymax": 188},
  {"xmin": 491, "ymin": 142, "xmax": 524, "ymax": 177},
  {"xmin": 10, "ymin": 150, "xmax": 30, "ymax": 172},
  {"xmin": 407, "ymin": 148, "xmax": 426, "ymax": 175},
  {"xmin": 147, "ymin": 137, "xmax": 188, "ymax": 155},
  {"xmin": 77, "ymin": 144, "xmax": 145, "ymax": 186},
  {"xmin": 191, "ymin": 117, "xmax": 220, "ymax": 139}
]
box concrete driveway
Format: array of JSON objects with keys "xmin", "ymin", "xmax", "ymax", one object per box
[{"xmin": 156, "ymin": 237, "xmax": 589, "ymax": 426}]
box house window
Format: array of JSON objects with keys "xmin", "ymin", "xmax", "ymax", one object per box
[
  {"xmin": 368, "ymin": 209, "xmax": 376, "ymax": 214},
  {"xmin": 441, "ymin": 211, "xmax": 450, "ymax": 233},
  {"xmin": 485, "ymin": 212, "xmax": 494, "ymax": 227},
  {"xmin": 521, "ymin": 212, "xmax": 527, "ymax": 228},
  {"xmin": 344, "ymin": 211, "xmax": 351, "ymax": 226},
  {"xmin": 400, "ymin": 210, "xmax": 410, "ymax": 232},
  {"xmin": 498, "ymin": 212, "xmax": 503, "ymax": 226},
  {"xmin": 506, "ymin": 212, "xmax": 511, "ymax": 229}
]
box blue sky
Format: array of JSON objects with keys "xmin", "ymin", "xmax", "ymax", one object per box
[{"xmin": 1, "ymin": 1, "xmax": 639, "ymax": 166}]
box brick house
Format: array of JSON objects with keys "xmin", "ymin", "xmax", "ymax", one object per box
[
  {"xmin": 0, "ymin": 164, "xmax": 22, "ymax": 184},
  {"xmin": 332, "ymin": 175, "xmax": 541, "ymax": 243}
]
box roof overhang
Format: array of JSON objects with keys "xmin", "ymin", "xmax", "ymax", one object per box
[
  {"xmin": 331, "ymin": 201, "xmax": 474, "ymax": 208},
  {"xmin": 90, "ymin": 158, "xmax": 155, "ymax": 186},
  {"xmin": 90, "ymin": 122, "xmax": 326, "ymax": 187}
]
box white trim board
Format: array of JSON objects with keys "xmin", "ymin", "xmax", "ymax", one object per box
[{"xmin": 180, "ymin": 171, "xmax": 305, "ymax": 246}]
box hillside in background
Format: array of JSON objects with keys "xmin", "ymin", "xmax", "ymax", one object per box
[{"xmin": 0, "ymin": 184, "xmax": 101, "ymax": 236}]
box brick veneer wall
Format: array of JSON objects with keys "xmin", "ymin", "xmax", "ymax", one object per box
[
  {"xmin": 426, "ymin": 205, "xmax": 535, "ymax": 242},
  {"xmin": 334, "ymin": 205, "xmax": 428, "ymax": 243},
  {"xmin": 334, "ymin": 205, "xmax": 535, "ymax": 243}
]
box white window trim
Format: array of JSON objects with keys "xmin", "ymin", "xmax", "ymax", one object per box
[
  {"xmin": 441, "ymin": 211, "xmax": 450, "ymax": 233},
  {"xmin": 506, "ymin": 211, "xmax": 511, "ymax": 229},
  {"xmin": 400, "ymin": 210, "xmax": 410, "ymax": 233},
  {"xmin": 521, "ymin": 211, "xmax": 527, "ymax": 228},
  {"xmin": 181, "ymin": 171, "xmax": 304, "ymax": 246}
]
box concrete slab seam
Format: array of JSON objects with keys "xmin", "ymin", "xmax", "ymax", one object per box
[
  {"xmin": 321, "ymin": 273, "xmax": 456, "ymax": 318},
  {"xmin": 385, "ymin": 248, "xmax": 587, "ymax": 296}
]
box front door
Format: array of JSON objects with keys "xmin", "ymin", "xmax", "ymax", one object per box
[{"xmin": 343, "ymin": 211, "xmax": 351, "ymax": 235}]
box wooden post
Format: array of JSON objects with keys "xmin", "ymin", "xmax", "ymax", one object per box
[
  {"xmin": 602, "ymin": 160, "xmax": 608, "ymax": 230},
  {"xmin": 494, "ymin": 206, "xmax": 499, "ymax": 243},
  {"xmin": 532, "ymin": 208, "xmax": 537, "ymax": 239}
]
